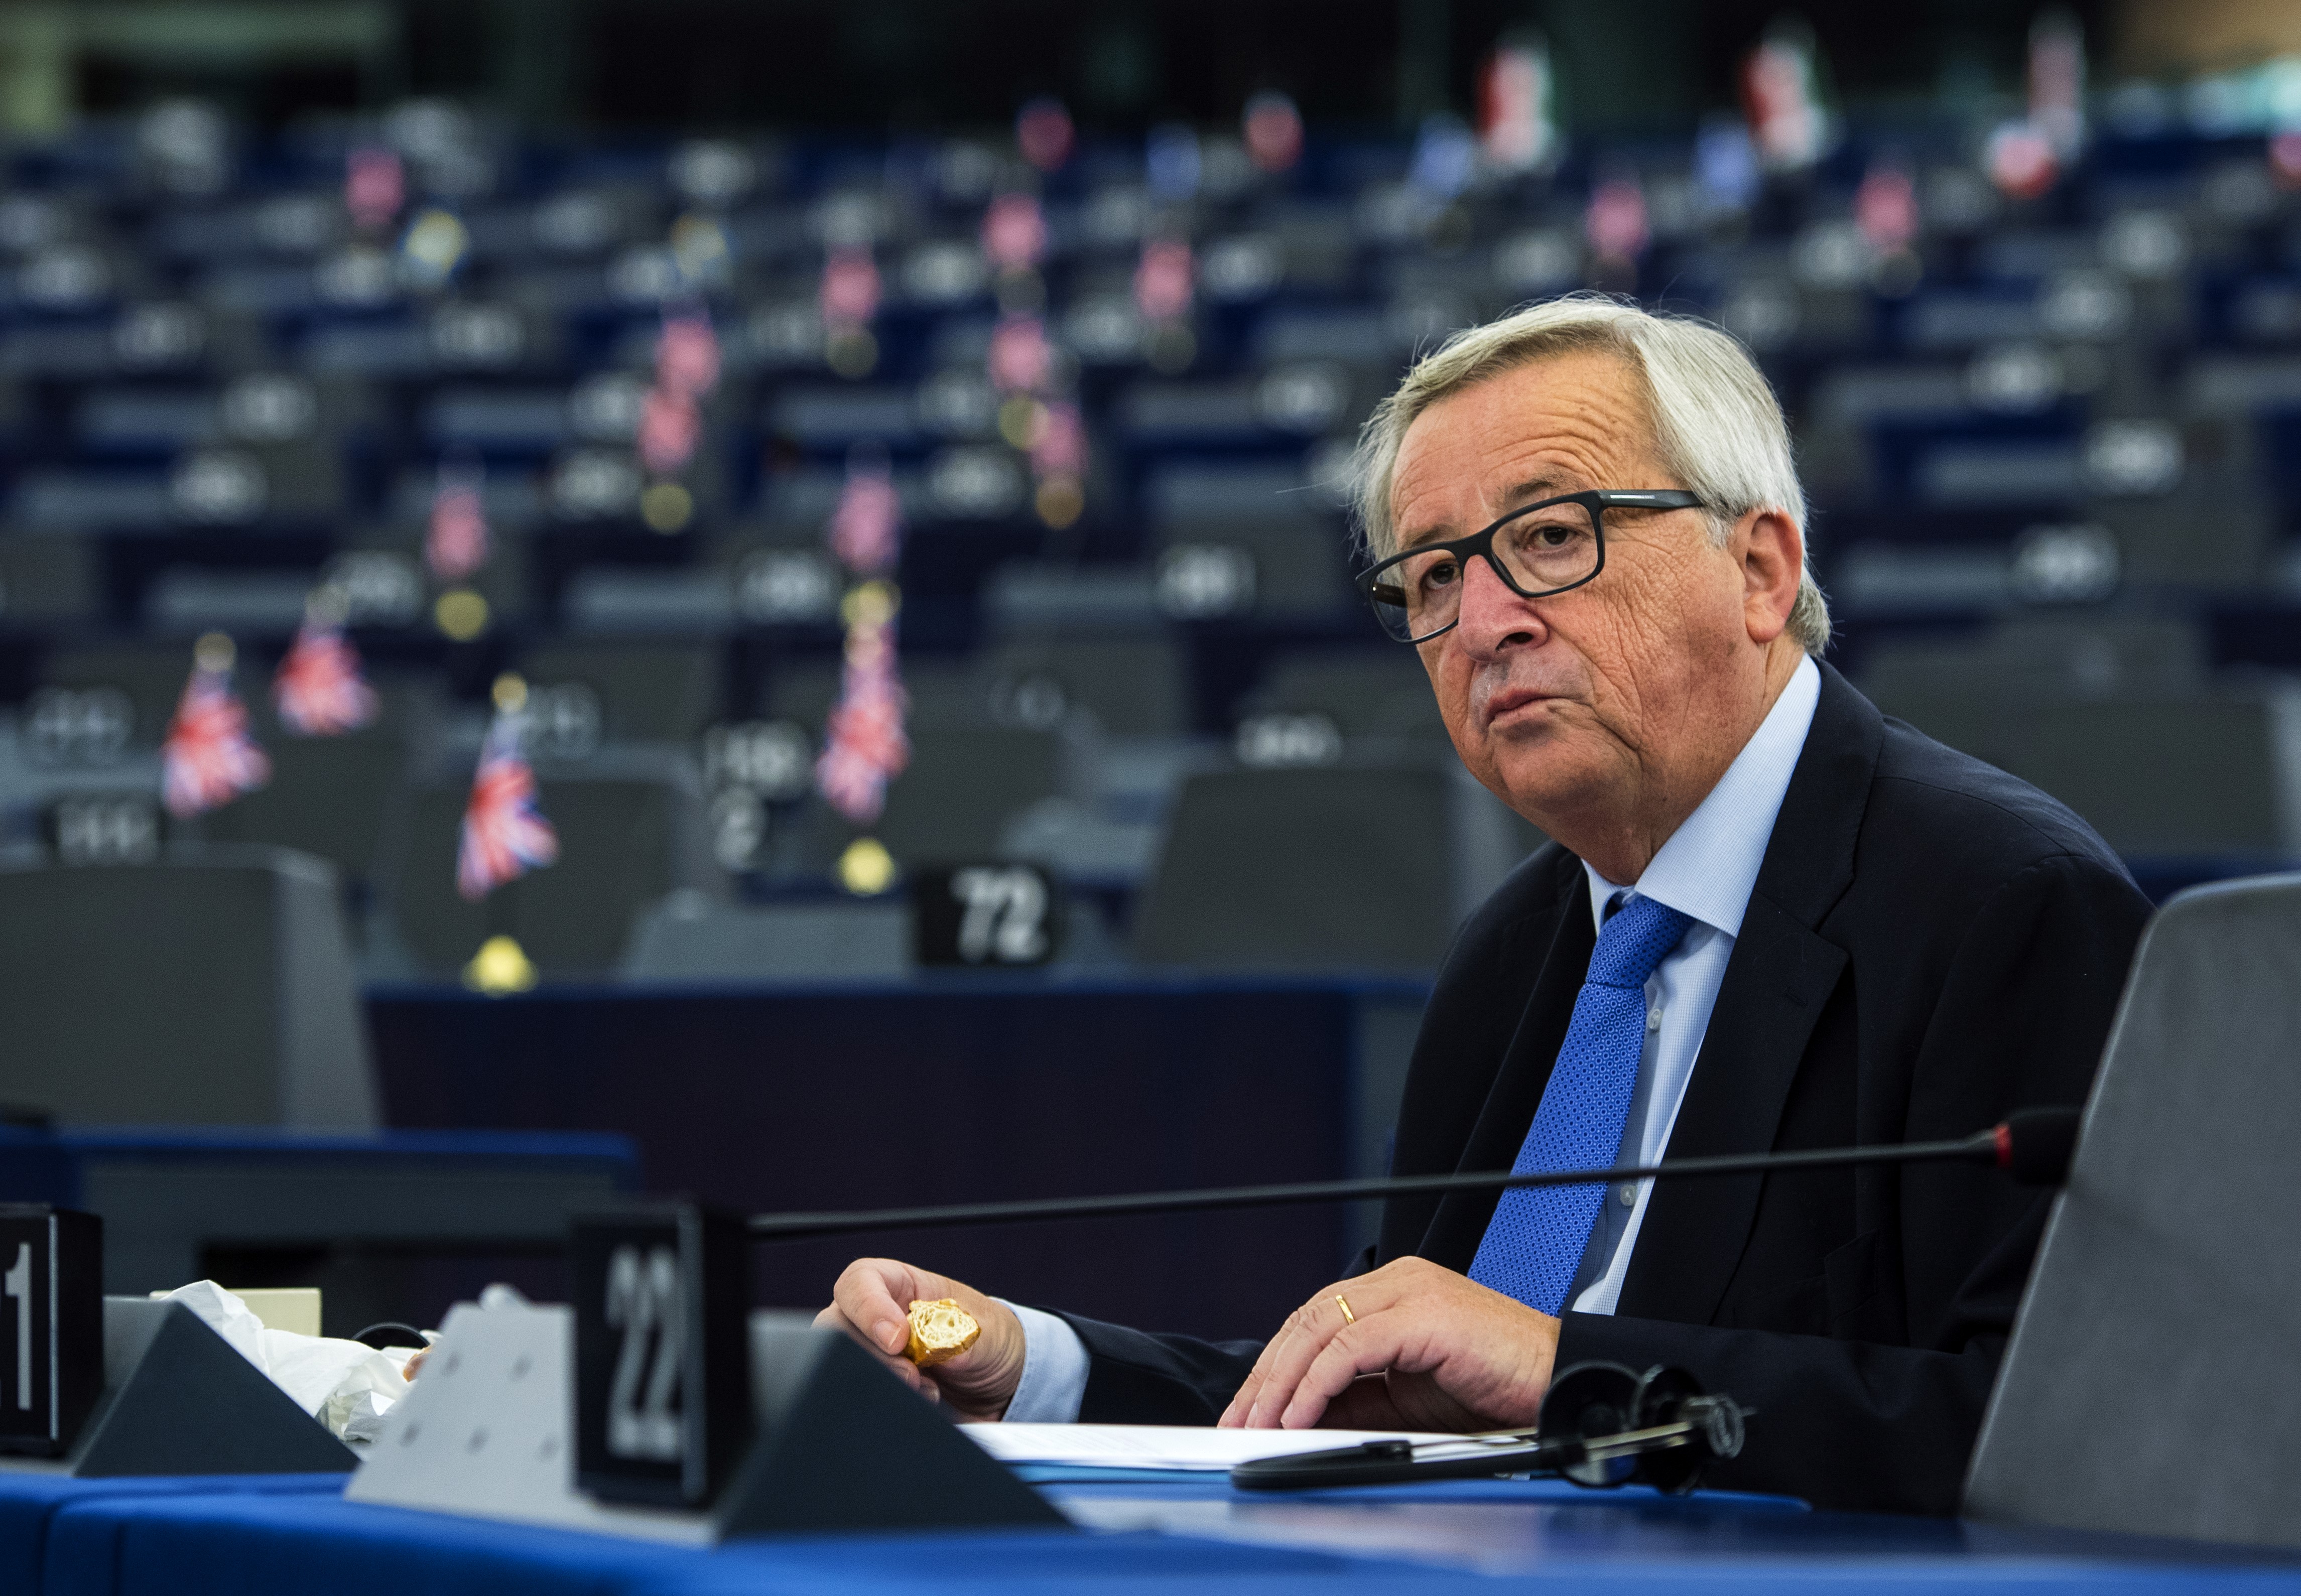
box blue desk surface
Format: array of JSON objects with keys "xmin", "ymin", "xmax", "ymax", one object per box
[{"xmin": 14, "ymin": 1470, "xmax": 2301, "ymax": 1596}]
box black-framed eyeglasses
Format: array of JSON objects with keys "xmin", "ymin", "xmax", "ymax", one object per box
[{"xmin": 1355, "ymin": 489, "xmax": 1706, "ymax": 644}]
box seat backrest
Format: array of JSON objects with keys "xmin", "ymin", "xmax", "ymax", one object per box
[
  {"xmin": 200, "ymin": 690, "xmax": 430, "ymax": 884},
  {"xmin": 39, "ymin": 643, "xmax": 199, "ymax": 749},
  {"xmin": 1241, "ymin": 648, "xmax": 1452, "ymax": 743},
  {"xmin": 981, "ymin": 636, "xmax": 1190, "ymax": 738},
  {"xmin": 1132, "ymin": 762, "xmax": 1470, "ymax": 972},
  {"xmin": 519, "ymin": 642, "xmax": 719, "ymax": 744},
  {"xmin": 2008, "ymin": 696, "xmax": 2281, "ymax": 855},
  {"xmin": 381, "ymin": 773, "xmax": 705, "ymax": 977},
  {"xmin": 1965, "ymin": 873, "xmax": 2301, "ymax": 1550},
  {"xmin": 0, "ymin": 846, "xmax": 374, "ymax": 1128}
]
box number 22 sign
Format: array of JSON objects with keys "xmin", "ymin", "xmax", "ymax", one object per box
[{"xmin": 571, "ymin": 1206, "xmax": 750, "ymax": 1507}]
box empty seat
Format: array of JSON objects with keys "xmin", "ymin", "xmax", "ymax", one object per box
[
  {"xmin": 518, "ymin": 641, "xmax": 720, "ymax": 744},
  {"xmin": 1150, "ymin": 519, "xmax": 1358, "ymax": 621},
  {"xmin": 38, "ymin": 642, "xmax": 203, "ymax": 747},
  {"xmin": 877, "ymin": 724, "xmax": 1066, "ymax": 862},
  {"xmin": 1859, "ymin": 621, "xmax": 2283, "ymax": 856},
  {"xmin": 0, "ymin": 846, "xmax": 374, "ymax": 1127},
  {"xmin": 980, "ymin": 636, "xmax": 1191, "ymax": 738},
  {"xmin": 199, "ymin": 689, "xmax": 432, "ymax": 886},
  {"xmin": 1240, "ymin": 648, "xmax": 1449, "ymax": 744},
  {"xmin": 2005, "ymin": 697, "xmax": 2283, "ymax": 856},
  {"xmin": 1133, "ymin": 761, "xmax": 1539, "ymax": 972},
  {"xmin": 773, "ymin": 723, "xmax": 1069, "ymax": 872},
  {"xmin": 378, "ymin": 772, "xmax": 709, "ymax": 977},
  {"xmin": 0, "ymin": 537, "xmax": 100, "ymax": 626}
]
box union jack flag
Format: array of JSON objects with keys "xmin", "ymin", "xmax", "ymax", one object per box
[
  {"xmin": 655, "ymin": 312, "xmax": 720, "ymax": 401},
  {"xmin": 427, "ymin": 473, "xmax": 489, "ymax": 582},
  {"xmin": 457, "ymin": 711, "xmax": 558, "ymax": 900},
  {"xmin": 163, "ymin": 648, "xmax": 270, "ymax": 817},
  {"xmin": 828, "ymin": 457, "xmax": 902, "ymax": 576},
  {"xmin": 274, "ymin": 610, "xmax": 377, "ymax": 736},
  {"xmin": 816, "ymin": 609, "xmax": 909, "ymax": 824},
  {"xmin": 636, "ymin": 384, "xmax": 700, "ymax": 475}
]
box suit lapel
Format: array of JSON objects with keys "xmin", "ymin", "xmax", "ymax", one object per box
[
  {"xmin": 1616, "ymin": 662, "xmax": 1884, "ymax": 1324},
  {"xmin": 1418, "ymin": 854, "xmax": 1595, "ymax": 1270},
  {"xmin": 1613, "ymin": 895, "xmax": 1848, "ymax": 1322}
]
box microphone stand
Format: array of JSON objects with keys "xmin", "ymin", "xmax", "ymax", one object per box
[{"xmin": 746, "ymin": 1106, "xmax": 2079, "ymax": 1243}]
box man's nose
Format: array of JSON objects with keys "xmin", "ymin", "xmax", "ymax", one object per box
[{"xmin": 1450, "ymin": 553, "xmax": 1546, "ymax": 657}]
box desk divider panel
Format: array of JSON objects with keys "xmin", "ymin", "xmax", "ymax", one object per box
[
  {"xmin": 349, "ymin": 1295, "xmax": 1064, "ymax": 1541},
  {"xmin": 1965, "ymin": 873, "xmax": 2301, "ymax": 1550}
]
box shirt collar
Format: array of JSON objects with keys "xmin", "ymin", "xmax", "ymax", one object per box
[{"xmin": 1585, "ymin": 653, "xmax": 1822, "ymax": 940}]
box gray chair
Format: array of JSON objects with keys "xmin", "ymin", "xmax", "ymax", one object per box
[
  {"xmin": 773, "ymin": 723, "xmax": 1070, "ymax": 873},
  {"xmin": 2004, "ymin": 696, "xmax": 2283, "ymax": 856},
  {"xmin": 378, "ymin": 772, "xmax": 708, "ymax": 978},
  {"xmin": 1131, "ymin": 761, "xmax": 1539, "ymax": 973},
  {"xmin": 1965, "ymin": 873, "xmax": 2301, "ymax": 1549},
  {"xmin": 0, "ymin": 846, "xmax": 375, "ymax": 1128},
  {"xmin": 1239, "ymin": 648, "xmax": 1452, "ymax": 745},
  {"xmin": 200, "ymin": 689, "xmax": 431, "ymax": 888},
  {"xmin": 1149, "ymin": 518, "xmax": 1359, "ymax": 621},
  {"xmin": 1858, "ymin": 621, "xmax": 2283, "ymax": 856},
  {"xmin": 38, "ymin": 642, "xmax": 204, "ymax": 748},
  {"xmin": 0, "ymin": 536, "xmax": 99, "ymax": 626},
  {"xmin": 519, "ymin": 641, "xmax": 720, "ymax": 744},
  {"xmin": 979, "ymin": 636, "xmax": 1191, "ymax": 738}
]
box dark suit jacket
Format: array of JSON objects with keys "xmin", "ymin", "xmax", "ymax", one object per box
[{"xmin": 1055, "ymin": 663, "xmax": 2154, "ymax": 1515}]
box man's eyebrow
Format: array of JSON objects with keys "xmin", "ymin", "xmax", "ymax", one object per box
[
  {"xmin": 1393, "ymin": 475, "xmax": 1578, "ymax": 551},
  {"xmin": 1501, "ymin": 475, "xmax": 1568, "ymax": 506}
]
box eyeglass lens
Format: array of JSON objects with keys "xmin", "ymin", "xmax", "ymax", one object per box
[{"xmin": 1368, "ymin": 499, "xmax": 1600, "ymax": 641}]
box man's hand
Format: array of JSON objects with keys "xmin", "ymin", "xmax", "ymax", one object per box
[
  {"xmin": 814, "ymin": 1258, "xmax": 1027, "ymax": 1423},
  {"xmin": 1217, "ymin": 1257, "xmax": 1561, "ymax": 1432}
]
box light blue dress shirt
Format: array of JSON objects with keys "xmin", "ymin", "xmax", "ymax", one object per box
[{"xmin": 1002, "ymin": 655, "xmax": 1823, "ymax": 1422}]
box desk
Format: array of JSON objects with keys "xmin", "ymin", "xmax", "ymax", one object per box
[
  {"xmin": 367, "ymin": 977, "xmax": 1430, "ymax": 1340},
  {"xmin": 0, "ymin": 1472, "xmax": 345, "ymax": 1596},
  {"xmin": 18, "ymin": 1470, "xmax": 2301, "ymax": 1596},
  {"xmin": 0, "ymin": 1129, "xmax": 640, "ymax": 1334}
]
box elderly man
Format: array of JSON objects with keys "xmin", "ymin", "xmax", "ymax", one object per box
[{"xmin": 820, "ymin": 297, "xmax": 2152, "ymax": 1514}]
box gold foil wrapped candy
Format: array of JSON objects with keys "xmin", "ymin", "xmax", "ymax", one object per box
[{"xmin": 905, "ymin": 1298, "xmax": 980, "ymax": 1366}]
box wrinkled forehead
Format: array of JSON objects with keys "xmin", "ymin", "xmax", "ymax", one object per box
[{"xmin": 1387, "ymin": 350, "xmax": 1660, "ymax": 535}]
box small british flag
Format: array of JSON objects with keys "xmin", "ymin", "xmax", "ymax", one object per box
[
  {"xmin": 819, "ymin": 246, "xmax": 881, "ymax": 332},
  {"xmin": 457, "ymin": 704, "xmax": 558, "ymax": 901},
  {"xmin": 274, "ymin": 600, "xmax": 378, "ymax": 737},
  {"xmin": 427, "ymin": 470, "xmax": 489, "ymax": 582},
  {"xmin": 828, "ymin": 455, "xmax": 902, "ymax": 576},
  {"xmin": 1134, "ymin": 238, "xmax": 1194, "ymax": 324},
  {"xmin": 163, "ymin": 636, "xmax": 270, "ymax": 818},
  {"xmin": 636, "ymin": 384, "xmax": 700, "ymax": 475},
  {"xmin": 816, "ymin": 597, "xmax": 910, "ymax": 825},
  {"xmin": 655, "ymin": 312, "xmax": 720, "ymax": 400}
]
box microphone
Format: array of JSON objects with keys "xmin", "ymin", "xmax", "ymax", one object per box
[{"xmin": 746, "ymin": 1105, "xmax": 2081, "ymax": 1242}]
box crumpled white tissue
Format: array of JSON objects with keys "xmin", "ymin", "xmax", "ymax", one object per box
[{"xmin": 159, "ymin": 1280, "xmax": 427, "ymax": 1441}]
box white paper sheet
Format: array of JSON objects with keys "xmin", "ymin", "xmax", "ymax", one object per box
[{"xmin": 964, "ymin": 1422, "xmax": 1457, "ymax": 1471}]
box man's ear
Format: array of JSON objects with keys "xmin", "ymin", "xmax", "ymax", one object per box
[{"xmin": 1740, "ymin": 508, "xmax": 1803, "ymax": 644}]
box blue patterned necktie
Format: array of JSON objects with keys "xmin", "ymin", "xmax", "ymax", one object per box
[{"xmin": 1468, "ymin": 892, "xmax": 1693, "ymax": 1316}]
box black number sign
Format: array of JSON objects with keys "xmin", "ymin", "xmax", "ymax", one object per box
[
  {"xmin": 570, "ymin": 1205, "xmax": 749, "ymax": 1508},
  {"xmin": 0, "ymin": 1206, "xmax": 101, "ymax": 1457},
  {"xmin": 912, "ymin": 864, "xmax": 1062, "ymax": 968}
]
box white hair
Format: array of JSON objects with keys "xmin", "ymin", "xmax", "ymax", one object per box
[{"xmin": 1349, "ymin": 294, "xmax": 1831, "ymax": 655}]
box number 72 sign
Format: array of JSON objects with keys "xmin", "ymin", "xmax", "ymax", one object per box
[
  {"xmin": 911, "ymin": 864, "xmax": 1062, "ymax": 968},
  {"xmin": 0, "ymin": 1206, "xmax": 101, "ymax": 1458}
]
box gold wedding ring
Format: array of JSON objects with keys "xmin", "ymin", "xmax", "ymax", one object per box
[{"xmin": 1334, "ymin": 1294, "xmax": 1356, "ymax": 1326}]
